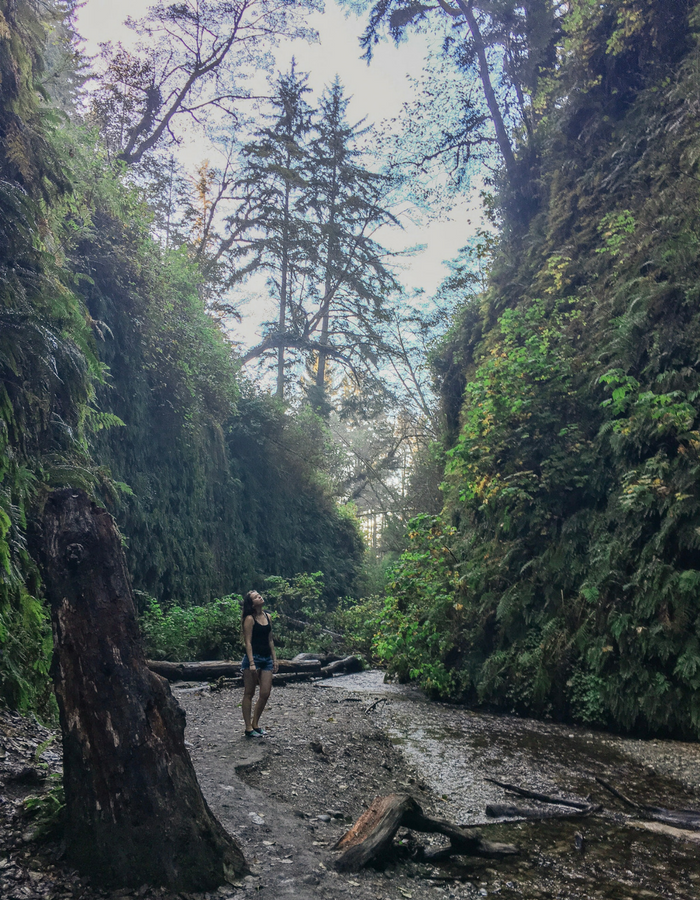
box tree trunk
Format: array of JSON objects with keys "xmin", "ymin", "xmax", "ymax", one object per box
[
  {"xmin": 454, "ymin": 0, "xmax": 517, "ymax": 180},
  {"xmin": 277, "ymin": 178, "xmax": 291, "ymax": 399},
  {"xmin": 40, "ymin": 488, "xmax": 246, "ymax": 890}
]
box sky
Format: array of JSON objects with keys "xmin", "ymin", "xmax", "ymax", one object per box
[{"xmin": 75, "ymin": 0, "xmax": 481, "ymax": 345}]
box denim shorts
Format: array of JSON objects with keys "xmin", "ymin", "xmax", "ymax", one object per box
[{"xmin": 241, "ymin": 654, "xmax": 274, "ymax": 672}]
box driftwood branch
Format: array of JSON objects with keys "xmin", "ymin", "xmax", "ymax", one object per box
[
  {"xmin": 596, "ymin": 777, "xmax": 700, "ymax": 831},
  {"xmin": 364, "ymin": 697, "xmax": 388, "ymax": 714},
  {"xmin": 486, "ymin": 778, "xmax": 592, "ymax": 810},
  {"xmin": 485, "ymin": 803, "xmax": 600, "ymax": 820},
  {"xmin": 334, "ymin": 794, "xmax": 517, "ymax": 872},
  {"xmin": 489, "ymin": 776, "xmax": 700, "ymax": 836}
]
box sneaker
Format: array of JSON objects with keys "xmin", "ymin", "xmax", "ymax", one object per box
[
  {"xmin": 244, "ymin": 729, "xmax": 264, "ymax": 739},
  {"xmin": 253, "ymin": 727, "xmax": 267, "ymax": 736}
]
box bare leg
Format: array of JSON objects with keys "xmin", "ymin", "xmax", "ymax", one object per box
[
  {"xmin": 242, "ymin": 669, "xmax": 259, "ymax": 733},
  {"xmin": 252, "ymin": 670, "xmax": 272, "ymax": 730}
]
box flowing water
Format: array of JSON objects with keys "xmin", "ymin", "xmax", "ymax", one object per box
[{"xmin": 317, "ymin": 670, "xmax": 700, "ymax": 899}]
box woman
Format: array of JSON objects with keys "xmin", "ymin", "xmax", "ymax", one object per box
[{"xmin": 241, "ymin": 590, "xmax": 279, "ymax": 738}]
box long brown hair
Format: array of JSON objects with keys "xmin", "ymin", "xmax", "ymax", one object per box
[{"xmin": 241, "ymin": 591, "xmax": 257, "ymax": 626}]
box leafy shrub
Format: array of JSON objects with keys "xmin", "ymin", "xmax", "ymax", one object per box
[
  {"xmin": 0, "ymin": 583, "xmax": 54, "ymax": 715},
  {"xmin": 330, "ymin": 594, "xmax": 385, "ymax": 659},
  {"xmin": 566, "ymin": 667, "xmax": 608, "ymax": 727},
  {"xmin": 139, "ymin": 595, "xmax": 242, "ymax": 661},
  {"xmin": 261, "ymin": 572, "xmax": 336, "ymax": 657},
  {"xmin": 375, "ymin": 7, "xmax": 700, "ymax": 737},
  {"xmin": 373, "ymin": 515, "xmax": 467, "ymax": 697},
  {"xmin": 24, "ymin": 774, "xmax": 65, "ymax": 840},
  {"xmin": 263, "ymin": 572, "xmax": 325, "ymax": 620}
]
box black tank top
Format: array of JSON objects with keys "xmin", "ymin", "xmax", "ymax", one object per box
[{"xmin": 249, "ymin": 613, "xmax": 271, "ymax": 655}]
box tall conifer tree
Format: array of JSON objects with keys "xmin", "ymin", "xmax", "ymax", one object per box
[
  {"xmin": 238, "ymin": 63, "xmax": 313, "ymax": 397},
  {"xmin": 306, "ymin": 78, "xmax": 399, "ymax": 413}
]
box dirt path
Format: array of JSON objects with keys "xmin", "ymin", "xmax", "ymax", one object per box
[
  {"xmin": 172, "ymin": 678, "xmax": 454, "ymax": 900},
  {"xmin": 1, "ymin": 678, "xmax": 472, "ymax": 900}
]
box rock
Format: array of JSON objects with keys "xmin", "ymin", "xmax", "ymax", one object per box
[
  {"xmin": 317, "ymin": 814, "xmax": 331, "ymax": 823},
  {"xmin": 301, "ymin": 874, "xmax": 319, "ymax": 885},
  {"xmin": 248, "ymin": 813, "xmax": 265, "ymax": 826}
]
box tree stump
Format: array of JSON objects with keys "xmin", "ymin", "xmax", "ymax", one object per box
[
  {"xmin": 41, "ymin": 489, "xmax": 246, "ymax": 890},
  {"xmin": 334, "ymin": 794, "xmax": 419, "ymax": 871},
  {"xmin": 334, "ymin": 793, "xmax": 518, "ymax": 872}
]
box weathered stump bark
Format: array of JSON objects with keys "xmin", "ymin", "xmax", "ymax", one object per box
[
  {"xmin": 41, "ymin": 489, "xmax": 246, "ymax": 890},
  {"xmin": 334, "ymin": 794, "xmax": 419, "ymax": 871}
]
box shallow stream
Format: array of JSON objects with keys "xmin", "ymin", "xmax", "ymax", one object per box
[{"xmin": 318, "ymin": 670, "xmax": 700, "ymax": 899}]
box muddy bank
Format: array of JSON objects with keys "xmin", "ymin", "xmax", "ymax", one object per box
[{"xmin": 2, "ymin": 672, "xmax": 700, "ymax": 900}]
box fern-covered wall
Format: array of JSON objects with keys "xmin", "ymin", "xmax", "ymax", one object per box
[
  {"xmin": 70, "ymin": 169, "xmax": 364, "ymax": 609},
  {"xmin": 380, "ymin": 0, "xmax": 700, "ymax": 738},
  {"xmin": 0, "ymin": 2, "xmax": 363, "ymax": 712}
]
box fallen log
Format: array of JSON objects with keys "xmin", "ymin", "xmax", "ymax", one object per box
[
  {"xmin": 276, "ymin": 614, "xmax": 344, "ymax": 641},
  {"xmin": 627, "ymin": 819, "xmax": 700, "ymax": 844},
  {"xmin": 596, "ymin": 777, "xmax": 700, "ymax": 830},
  {"xmin": 147, "ymin": 659, "xmax": 322, "ymax": 681},
  {"xmin": 486, "ymin": 778, "xmax": 592, "ymax": 810},
  {"xmin": 320, "ymin": 655, "xmax": 364, "ymax": 677},
  {"xmin": 334, "ymin": 794, "xmax": 518, "ymax": 872},
  {"xmin": 293, "ymin": 652, "xmax": 341, "ymax": 664}
]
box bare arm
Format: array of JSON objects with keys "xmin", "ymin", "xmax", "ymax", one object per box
[
  {"xmin": 243, "ymin": 616, "xmax": 256, "ymax": 670},
  {"xmin": 267, "ymin": 615, "xmax": 279, "ymax": 674}
]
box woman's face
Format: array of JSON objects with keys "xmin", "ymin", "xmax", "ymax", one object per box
[{"xmin": 250, "ymin": 591, "xmax": 264, "ymax": 610}]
